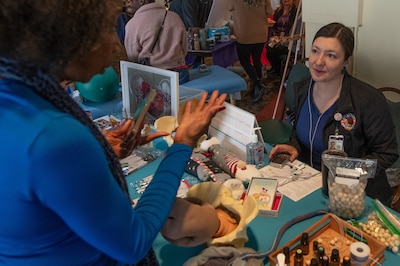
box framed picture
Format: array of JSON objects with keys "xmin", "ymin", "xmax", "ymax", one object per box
[{"xmin": 120, "ymin": 60, "xmax": 179, "ymax": 124}]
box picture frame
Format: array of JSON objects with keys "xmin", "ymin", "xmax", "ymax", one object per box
[{"xmin": 120, "ymin": 60, "xmax": 179, "ymax": 124}]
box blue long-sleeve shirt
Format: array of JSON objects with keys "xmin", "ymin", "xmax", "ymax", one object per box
[{"xmin": 0, "ymin": 79, "xmax": 191, "ymax": 265}]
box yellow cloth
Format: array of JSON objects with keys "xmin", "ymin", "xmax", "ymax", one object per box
[{"xmin": 187, "ymin": 182, "xmax": 259, "ymax": 248}]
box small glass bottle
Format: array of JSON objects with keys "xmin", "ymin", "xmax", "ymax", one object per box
[
  {"xmin": 283, "ymin": 246, "xmax": 290, "ymax": 266},
  {"xmin": 322, "ymin": 255, "xmax": 329, "ymax": 266},
  {"xmin": 300, "ymin": 232, "xmax": 309, "ymax": 255},
  {"xmin": 310, "ymin": 258, "xmax": 318, "ymax": 266},
  {"xmin": 193, "ymin": 33, "xmax": 201, "ymax": 50},
  {"xmin": 199, "ymin": 28, "xmax": 207, "ymax": 50},
  {"xmin": 312, "ymin": 241, "xmax": 318, "ymax": 257},
  {"xmin": 294, "ymin": 248, "xmax": 304, "ymax": 266},
  {"xmin": 317, "ymin": 246, "xmax": 325, "ymax": 265},
  {"xmin": 330, "ymin": 248, "xmax": 340, "ymax": 266},
  {"xmin": 186, "ymin": 32, "xmax": 193, "ymax": 50},
  {"xmin": 246, "ymin": 130, "xmax": 264, "ymax": 169},
  {"xmin": 342, "ymin": 255, "xmax": 351, "ymax": 266}
]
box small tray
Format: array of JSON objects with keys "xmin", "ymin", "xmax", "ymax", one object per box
[{"xmin": 269, "ymin": 213, "xmax": 386, "ymax": 266}]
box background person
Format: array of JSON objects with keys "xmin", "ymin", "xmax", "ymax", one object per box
[
  {"xmin": 169, "ymin": 0, "xmax": 213, "ymax": 34},
  {"xmin": 266, "ymin": 0, "xmax": 298, "ymax": 77},
  {"xmin": 0, "ymin": 0, "xmax": 227, "ymax": 264},
  {"xmin": 269, "ymin": 22, "xmax": 398, "ymax": 206},
  {"xmin": 228, "ymin": 0, "xmax": 273, "ymax": 103},
  {"xmin": 125, "ymin": 0, "xmax": 189, "ymax": 83}
]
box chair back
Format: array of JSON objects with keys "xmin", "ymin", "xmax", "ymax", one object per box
[
  {"xmin": 379, "ymin": 87, "xmax": 400, "ymax": 211},
  {"xmin": 285, "ymin": 63, "xmax": 310, "ymax": 111},
  {"xmin": 379, "ymin": 87, "xmax": 400, "ymax": 169}
]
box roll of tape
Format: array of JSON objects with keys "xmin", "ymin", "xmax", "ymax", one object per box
[{"xmin": 350, "ymin": 242, "xmax": 370, "ymax": 263}]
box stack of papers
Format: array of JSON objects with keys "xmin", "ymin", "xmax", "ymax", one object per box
[{"xmin": 259, "ymin": 160, "xmax": 321, "ymax": 202}]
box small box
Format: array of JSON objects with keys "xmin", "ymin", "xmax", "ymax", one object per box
[
  {"xmin": 179, "ymin": 85, "xmax": 205, "ymax": 105},
  {"xmin": 246, "ymin": 177, "xmax": 281, "ymax": 217}
]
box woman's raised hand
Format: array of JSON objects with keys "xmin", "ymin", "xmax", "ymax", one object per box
[{"xmin": 174, "ymin": 90, "xmax": 227, "ymax": 148}]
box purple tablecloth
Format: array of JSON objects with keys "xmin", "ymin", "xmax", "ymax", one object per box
[{"xmin": 186, "ymin": 40, "xmax": 238, "ymax": 68}]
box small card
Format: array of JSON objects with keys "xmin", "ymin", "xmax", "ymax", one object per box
[
  {"xmin": 335, "ymin": 167, "xmax": 360, "ymax": 188},
  {"xmin": 247, "ymin": 177, "xmax": 278, "ymax": 212}
]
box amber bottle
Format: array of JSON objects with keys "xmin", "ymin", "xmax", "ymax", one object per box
[
  {"xmin": 300, "ymin": 232, "xmax": 310, "ymax": 255},
  {"xmin": 330, "ymin": 248, "xmax": 340, "ymax": 266},
  {"xmin": 294, "ymin": 248, "xmax": 304, "ymax": 266}
]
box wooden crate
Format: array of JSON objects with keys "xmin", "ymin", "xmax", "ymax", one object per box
[{"xmin": 269, "ymin": 213, "xmax": 386, "ymax": 266}]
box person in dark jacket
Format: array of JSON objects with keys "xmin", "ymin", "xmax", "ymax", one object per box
[
  {"xmin": 269, "ymin": 22, "xmax": 398, "ymax": 206},
  {"xmin": 169, "ymin": 0, "xmax": 213, "ymax": 34}
]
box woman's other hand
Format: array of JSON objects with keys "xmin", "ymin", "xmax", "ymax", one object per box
[
  {"xmin": 174, "ymin": 90, "xmax": 227, "ymax": 147},
  {"xmin": 269, "ymin": 144, "xmax": 299, "ymax": 162},
  {"xmin": 103, "ymin": 119, "xmax": 168, "ymax": 158}
]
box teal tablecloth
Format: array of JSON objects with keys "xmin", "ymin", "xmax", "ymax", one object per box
[{"xmin": 127, "ymin": 153, "xmax": 400, "ymax": 266}]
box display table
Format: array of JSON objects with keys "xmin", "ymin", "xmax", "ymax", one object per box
[
  {"xmin": 186, "ymin": 40, "xmax": 239, "ymax": 68},
  {"xmin": 126, "ymin": 154, "xmax": 400, "ymax": 266},
  {"xmin": 183, "ymin": 65, "xmax": 247, "ymax": 103}
]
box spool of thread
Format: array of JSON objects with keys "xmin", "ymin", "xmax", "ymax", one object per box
[{"xmin": 350, "ymin": 242, "xmax": 370, "ymax": 265}]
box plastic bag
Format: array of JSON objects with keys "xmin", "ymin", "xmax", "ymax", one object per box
[
  {"xmin": 322, "ymin": 154, "xmax": 377, "ymax": 219},
  {"xmin": 351, "ymin": 199, "xmax": 400, "ymax": 254}
]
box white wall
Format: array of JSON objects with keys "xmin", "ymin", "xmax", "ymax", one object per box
[{"xmin": 303, "ymin": 0, "xmax": 400, "ymax": 89}]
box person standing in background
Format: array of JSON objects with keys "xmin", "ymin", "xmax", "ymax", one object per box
[
  {"xmin": 125, "ymin": 0, "xmax": 189, "ymax": 83},
  {"xmin": 266, "ymin": 0, "xmax": 297, "ymax": 77},
  {"xmin": 169, "ymin": 0, "xmax": 213, "ymax": 35},
  {"xmin": 228, "ymin": 0, "xmax": 273, "ymax": 103},
  {"xmin": 117, "ymin": 0, "xmax": 135, "ymax": 43}
]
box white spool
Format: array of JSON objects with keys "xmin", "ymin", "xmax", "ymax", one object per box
[{"xmin": 350, "ymin": 242, "xmax": 370, "ymax": 265}]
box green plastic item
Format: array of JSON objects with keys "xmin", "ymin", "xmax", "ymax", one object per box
[
  {"xmin": 372, "ymin": 199, "xmax": 400, "ymax": 236},
  {"xmin": 76, "ymin": 67, "xmax": 119, "ymax": 102}
]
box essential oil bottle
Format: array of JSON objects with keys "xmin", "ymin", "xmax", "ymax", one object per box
[
  {"xmin": 330, "ymin": 248, "xmax": 340, "ymax": 266},
  {"xmin": 294, "ymin": 248, "xmax": 304, "ymax": 266},
  {"xmin": 283, "ymin": 246, "xmax": 290, "ymax": 266},
  {"xmin": 300, "ymin": 232, "xmax": 309, "ymax": 255}
]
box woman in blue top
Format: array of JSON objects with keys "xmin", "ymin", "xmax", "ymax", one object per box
[
  {"xmin": 269, "ymin": 23, "xmax": 398, "ymax": 206},
  {"xmin": 0, "ymin": 1, "xmax": 227, "ymax": 265}
]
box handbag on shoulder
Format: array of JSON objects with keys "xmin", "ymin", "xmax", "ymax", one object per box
[{"xmin": 138, "ymin": 10, "xmax": 168, "ymax": 66}]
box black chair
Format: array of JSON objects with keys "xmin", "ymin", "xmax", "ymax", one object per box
[
  {"xmin": 379, "ymin": 87, "xmax": 400, "ymax": 211},
  {"xmin": 259, "ymin": 63, "xmax": 310, "ymax": 146}
]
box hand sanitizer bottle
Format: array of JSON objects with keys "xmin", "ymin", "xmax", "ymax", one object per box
[{"xmin": 246, "ymin": 128, "xmax": 264, "ymax": 169}]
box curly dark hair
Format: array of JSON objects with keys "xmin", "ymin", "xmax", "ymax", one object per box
[{"xmin": 0, "ymin": 0, "xmax": 117, "ymax": 78}]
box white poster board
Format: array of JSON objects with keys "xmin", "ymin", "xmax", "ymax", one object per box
[{"xmin": 208, "ymin": 102, "xmax": 266, "ymax": 161}]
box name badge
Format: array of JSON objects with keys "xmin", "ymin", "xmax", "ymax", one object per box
[{"xmin": 328, "ymin": 134, "xmax": 344, "ymax": 151}]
